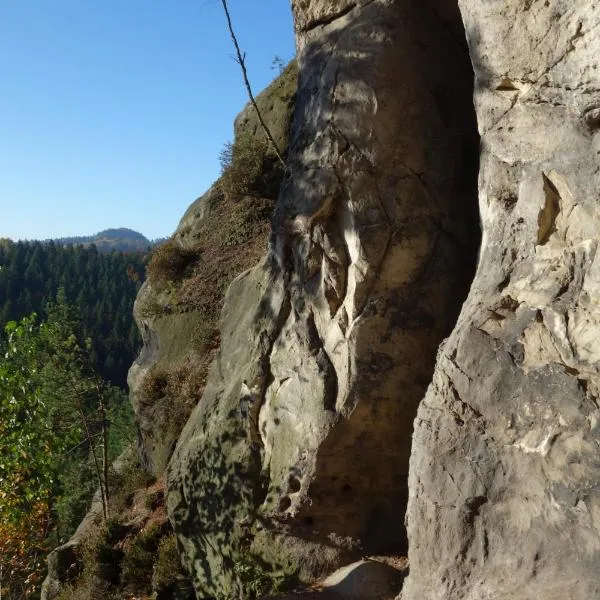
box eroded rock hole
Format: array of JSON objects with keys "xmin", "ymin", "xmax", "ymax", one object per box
[
  {"xmin": 278, "ymin": 496, "xmax": 292, "ymax": 512},
  {"xmin": 537, "ymin": 174, "xmax": 561, "ymax": 245},
  {"xmin": 288, "ymin": 476, "xmax": 302, "ymax": 493},
  {"xmin": 496, "ymin": 77, "xmax": 520, "ymax": 92}
]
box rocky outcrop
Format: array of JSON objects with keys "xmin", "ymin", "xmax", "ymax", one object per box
[
  {"xmin": 166, "ymin": 0, "xmax": 480, "ymax": 597},
  {"xmin": 128, "ymin": 62, "xmax": 297, "ymax": 476},
  {"xmin": 404, "ymin": 2, "xmax": 600, "ymax": 599},
  {"xmin": 41, "ymin": 489, "xmax": 105, "ymax": 600}
]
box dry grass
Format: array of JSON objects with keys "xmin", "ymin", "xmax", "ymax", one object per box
[
  {"xmin": 220, "ymin": 132, "xmax": 270, "ymax": 200},
  {"xmin": 138, "ymin": 355, "xmax": 212, "ymax": 436},
  {"xmin": 55, "ymin": 476, "xmax": 191, "ymax": 600},
  {"xmin": 177, "ymin": 194, "xmax": 272, "ymax": 313},
  {"xmin": 146, "ymin": 239, "xmax": 200, "ymax": 288},
  {"xmin": 144, "ymin": 191, "xmax": 272, "ymax": 320}
]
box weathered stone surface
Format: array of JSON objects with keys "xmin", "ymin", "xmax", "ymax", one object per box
[
  {"xmin": 167, "ymin": 0, "xmax": 479, "ymax": 597},
  {"xmin": 271, "ymin": 558, "xmax": 406, "ymax": 599},
  {"xmin": 404, "ymin": 2, "xmax": 600, "ymax": 599},
  {"xmin": 318, "ymin": 559, "xmax": 405, "ymax": 599},
  {"xmin": 128, "ymin": 65, "xmax": 297, "ymax": 476}
]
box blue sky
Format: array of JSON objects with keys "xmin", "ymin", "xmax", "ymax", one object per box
[{"xmin": 0, "ymin": 1, "xmax": 295, "ymax": 241}]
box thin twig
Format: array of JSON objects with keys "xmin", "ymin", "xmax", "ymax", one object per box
[
  {"xmin": 74, "ymin": 394, "xmax": 107, "ymax": 520},
  {"xmin": 94, "ymin": 376, "xmax": 110, "ymax": 512},
  {"xmin": 62, "ymin": 432, "xmax": 103, "ymax": 456},
  {"xmin": 220, "ymin": 0, "xmax": 286, "ymax": 168}
]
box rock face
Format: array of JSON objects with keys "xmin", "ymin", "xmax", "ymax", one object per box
[
  {"xmin": 128, "ymin": 63, "xmax": 297, "ymax": 476},
  {"xmin": 166, "ymin": 0, "xmax": 479, "ymax": 597},
  {"xmin": 404, "ymin": 2, "xmax": 600, "ymax": 599},
  {"xmin": 41, "ymin": 490, "xmax": 105, "ymax": 600}
]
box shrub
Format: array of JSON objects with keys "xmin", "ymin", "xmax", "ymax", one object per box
[
  {"xmin": 78, "ymin": 518, "xmax": 126, "ymax": 586},
  {"xmin": 138, "ymin": 367, "xmax": 168, "ymax": 406},
  {"xmin": 191, "ymin": 321, "xmax": 220, "ymax": 354},
  {"xmin": 166, "ymin": 362, "xmax": 204, "ymax": 416},
  {"xmin": 146, "ymin": 239, "xmax": 200, "ymax": 288},
  {"xmin": 138, "ymin": 359, "xmax": 206, "ymax": 431},
  {"xmin": 152, "ymin": 534, "xmax": 184, "ymax": 593},
  {"xmin": 55, "ymin": 583, "xmax": 120, "ymax": 600},
  {"xmin": 108, "ymin": 450, "xmax": 155, "ymax": 516},
  {"xmin": 55, "ymin": 520, "xmax": 166, "ymax": 600},
  {"xmin": 120, "ymin": 525, "xmax": 162, "ymax": 590},
  {"xmin": 233, "ymin": 551, "xmax": 297, "ymax": 599},
  {"xmin": 137, "ymin": 294, "xmax": 167, "ymax": 319},
  {"xmin": 220, "ymin": 132, "xmax": 269, "ymax": 200}
]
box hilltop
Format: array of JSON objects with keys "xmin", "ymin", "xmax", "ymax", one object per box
[{"xmin": 50, "ymin": 227, "xmax": 154, "ymax": 252}]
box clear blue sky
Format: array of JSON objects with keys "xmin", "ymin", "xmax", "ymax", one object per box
[{"xmin": 0, "ymin": 1, "xmax": 295, "ymax": 241}]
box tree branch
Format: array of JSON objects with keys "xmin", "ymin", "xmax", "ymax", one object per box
[{"xmin": 220, "ymin": 0, "xmax": 286, "ymax": 168}]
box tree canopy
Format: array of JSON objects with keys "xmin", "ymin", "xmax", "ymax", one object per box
[
  {"xmin": 0, "ymin": 298, "xmax": 135, "ymax": 599},
  {"xmin": 0, "ymin": 240, "xmax": 145, "ymax": 388}
]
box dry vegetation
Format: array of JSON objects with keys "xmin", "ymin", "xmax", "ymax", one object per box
[
  {"xmin": 138, "ymin": 356, "xmax": 214, "ymax": 439},
  {"xmin": 55, "ymin": 466, "xmax": 193, "ymax": 600},
  {"xmin": 145, "ymin": 193, "xmax": 273, "ymax": 319},
  {"xmin": 139, "ymin": 177, "xmax": 276, "ymax": 435},
  {"xmin": 145, "ymin": 239, "xmax": 199, "ymax": 288},
  {"xmin": 219, "ymin": 132, "xmax": 271, "ymax": 200}
]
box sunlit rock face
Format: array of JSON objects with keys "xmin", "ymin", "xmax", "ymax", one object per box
[
  {"xmin": 127, "ymin": 63, "xmax": 297, "ymax": 477},
  {"xmin": 166, "ymin": 0, "xmax": 479, "ymax": 597},
  {"xmin": 404, "ymin": 2, "xmax": 600, "ymax": 599}
]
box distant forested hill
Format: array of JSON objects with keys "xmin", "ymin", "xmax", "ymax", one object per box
[
  {"xmin": 49, "ymin": 227, "xmax": 152, "ymax": 253},
  {"xmin": 0, "ymin": 238, "xmax": 145, "ymax": 388}
]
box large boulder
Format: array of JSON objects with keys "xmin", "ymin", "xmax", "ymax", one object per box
[
  {"xmin": 166, "ymin": 0, "xmax": 480, "ymax": 597},
  {"xmin": 404, "ymin": 1, "xmax": 600, "ymax": 599}
]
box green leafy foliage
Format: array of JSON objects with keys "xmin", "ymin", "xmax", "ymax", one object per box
[
  {"xmin": 0, "ymin": 297, "xmax": 136, "ymax": 598},
  {"xmin": 0, "ymin": 313, "xmax": 77, "ymax": 517}
]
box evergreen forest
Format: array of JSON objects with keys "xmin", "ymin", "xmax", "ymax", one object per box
[{"xmin": 0, "ymin": 239, "xmax": 146, "ymax": 389}]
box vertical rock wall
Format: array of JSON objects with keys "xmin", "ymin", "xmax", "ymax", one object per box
[
  {"xmin": 404, "ymin": 2, "xmax": 600, "ymax": 599},
  {"xmin": 166, "ymin": 0, "xmax": 479, "ymax": 597}
]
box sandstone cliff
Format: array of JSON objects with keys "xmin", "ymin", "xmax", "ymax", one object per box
[
  {"xmin": 165, "ymin": 0, "xmax": 479, "ymax": 597},
  {"xmin": 404, "ymin": 1, "xmax": 600, "ymax": 599},
  {"xmin": 116, "ymin": 1, "xmax": 600, "ymax": 599}
]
